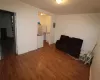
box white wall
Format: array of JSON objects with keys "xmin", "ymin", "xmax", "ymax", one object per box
[
  {"xmin": 55, "ymin": 14, "xmax": 100, "ymax": 54},
  {"xmin": 90, "ymin": 34, "xmax": 100, "ymax": 80},
  {"xmin": 0, "ymin": 0, "xmax": 55, "ymax": 54},
  {"xmin": 50, "ymin": 15, "xmax": 56, "ymax": 44},
  {"xmin": 0, "ymin": 0, "xmax": 39, "ymax": 54}
]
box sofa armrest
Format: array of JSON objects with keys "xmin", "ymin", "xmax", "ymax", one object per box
[{"xmin": 56, "ymin": 40, "xmax": 60, "ymax": 43}]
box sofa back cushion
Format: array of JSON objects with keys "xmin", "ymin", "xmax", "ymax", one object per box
[
  {"xmin": 71, "ymin": 37, "xmax": 83, "ymax": 47},
  {"xmin": 68, "ymin": 37, "xmax": 83, "ymax": 54},
  {"xmin": 60, "ymin": 35, "xmax": 69, "ymax": 43}
]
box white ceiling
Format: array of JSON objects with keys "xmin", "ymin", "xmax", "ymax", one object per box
[{"xmin": 21, "ymin": 0, "xmax": 100, "ymax": 15}]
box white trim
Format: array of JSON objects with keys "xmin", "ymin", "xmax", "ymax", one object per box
[
  {"xmin": 14, "ymin": 13, "xmax": 18, "ymax": 54},
  {"xmin": 89, "ymin": 67, "xmax": 92, "ymax": 80}
]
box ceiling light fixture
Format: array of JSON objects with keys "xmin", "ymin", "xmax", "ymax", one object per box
[
  {"xmin": 41, "ymin": 13, "xmax": 45, "ymax": 15},
  {"xmin": 56, "ymin": 0, "xmax": 63, "ymax": 4}
]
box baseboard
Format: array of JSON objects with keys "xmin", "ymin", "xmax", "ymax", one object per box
[{"xmin": 89, "ymin": 67, "xmax": 92, "ymax": 80}]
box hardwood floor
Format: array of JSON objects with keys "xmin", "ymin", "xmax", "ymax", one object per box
[{"xmin": 0, "ymin": 42, "xmax": 90, "ymax": 80}]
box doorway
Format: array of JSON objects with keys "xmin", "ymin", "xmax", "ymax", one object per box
[
  {"xmin": 37, "ymin": 12, "xmax": 52, "ymax": 47},
  {"xmin": 0, "ymin": 10, "xmax": 16, "ymax": 59}
]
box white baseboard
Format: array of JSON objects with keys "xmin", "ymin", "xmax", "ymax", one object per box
[{"xmin": 89, "ymin": 67, "xmax": 92, "ymax": 80}]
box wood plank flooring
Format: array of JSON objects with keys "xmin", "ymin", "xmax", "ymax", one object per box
[{"xmin": 0, "ymin": 43, "xmax": 90, "ymax": 80}]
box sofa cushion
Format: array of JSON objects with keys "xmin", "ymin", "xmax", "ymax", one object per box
[
  {"xmin": 60, "ymin": 35, "xmax": 69, "ymax": 43},
  {"xmin": 67, "ymin": 37, "xmax": 83, "ymax": 53},
  {"xmin": 71, "ymin": 37, "xmax": 83, "ymax": 46}
]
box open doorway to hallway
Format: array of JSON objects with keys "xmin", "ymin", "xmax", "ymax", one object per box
[
  {"xmin": 37, "ymin": 12, "xmax": 52, "ymax": 48},
  {"xmin": 0, "ymin": 10, "xmax": 16, "ymax": 59}
]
